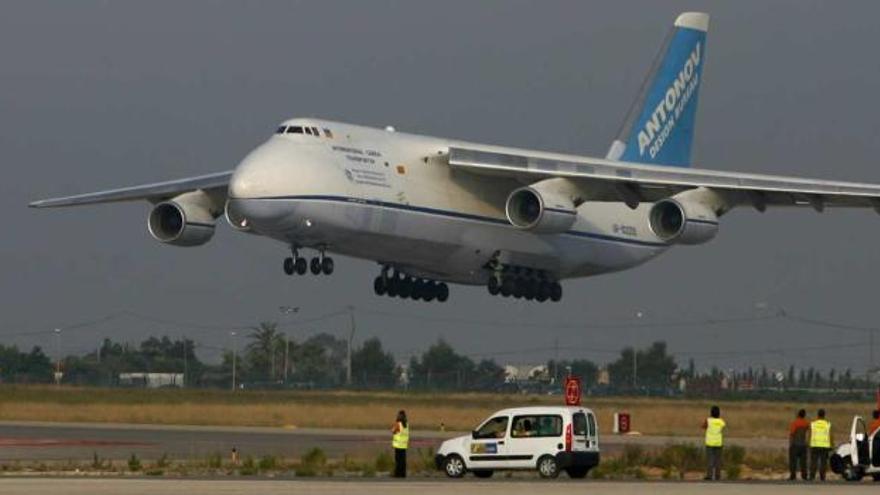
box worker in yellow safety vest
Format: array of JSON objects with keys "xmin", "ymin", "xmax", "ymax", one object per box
[
  {"xmin": 391, "ymin": 409, "xmax": 409, "ymax": 478},
  {"xmin": 702, "ymin": 405, "xmax": 725, "ymax": 481},
  {"xmin": 809, "ymin": 408, "xmax": 832, "ymax": 481}
]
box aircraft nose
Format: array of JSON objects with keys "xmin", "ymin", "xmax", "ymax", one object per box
[{"xmin": 229, "ymin": 146, "xmax": 278, "ymax": 199}]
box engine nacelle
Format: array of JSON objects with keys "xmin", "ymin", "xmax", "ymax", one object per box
[
  {"xmin": 147, "ymin": 192, "xmax": 217, "ymax": 247},
  {"xmin": 649, "ymin": 197, "xmax": 719, "ymax": 245},
  {"xmin": 505, "ymin": 186, "xmax": 577, "ymax": 233}
]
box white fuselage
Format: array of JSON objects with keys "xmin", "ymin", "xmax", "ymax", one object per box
[{"xmin": 226, "ymin": 119, "xmax": 671, "ymax": 285}]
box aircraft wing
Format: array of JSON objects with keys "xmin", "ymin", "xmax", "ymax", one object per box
[
  {"xmin": 448, "ymin": 147, "xmax": 880, "ymax": 212},
  {"xmin": 29, "ymin": 171, "xmax": 233, "ymax": 208}
]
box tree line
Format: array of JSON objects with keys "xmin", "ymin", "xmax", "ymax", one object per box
[{"xmin": 0, "ymin": 324, "xmax": 875, "ymax": 395}]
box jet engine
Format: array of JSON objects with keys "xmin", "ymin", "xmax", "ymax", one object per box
[
  {"xmin": 505, "ymin": 186, "xmax": 577, "ymax": 234},
  {"xmin": 147, "ymin": 191, "xmax": 218, "ymax": 246},
  {"xmin": 648, "ymin": 197, "xmax": 719, "ymax": 245}
]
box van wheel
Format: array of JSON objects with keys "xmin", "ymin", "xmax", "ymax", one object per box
[
  {"xmin": 872, "ymin": 473, "xmax": 880, "ymax": 482},
  {"xmin": 473, "ymin": 470, "xmax": 493, "ymax": 478},
  {"xmin": 566, "ymin": 466, "xmax": 589, "ymax": 478},
  {"xmin": 537, "ymin": 455, "xmax": 560, "ymax": 479},
  {"xmin": 443, "ymin": 454, "xmax": 466, "ymax": 478},
  {"xmin": 842, "ymin": 456, "xmax": 863, "ymax": 481}
]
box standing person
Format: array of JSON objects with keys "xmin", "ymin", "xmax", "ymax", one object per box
[
  {"xmin": 702, "ymin": 405, "xmax": 725, "ymax": 481},
  {"xmin": 868, "ymin": 409, "xmax": 880, "ymax": 437},
  {"xmin": 809, "ymin": 409, "xmax": 832, "ymax": 481},
  {"xmin": 391, "ymin": 410, "xmax": 409, "ymax": 478},
  {"xmin": 788, "ymin": 409, "xmax": 810, "ymax": 481}
]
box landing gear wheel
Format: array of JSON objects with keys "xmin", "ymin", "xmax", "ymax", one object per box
[
  {"xmin": 423, "ymin": 282, "xmax": 436, "ymax": 302},
  {"xmin": 398, "ymin": 277, "xmax": 413, "ymax": 299},
  {"xmin": 549, "ymin": 282, "xmax": 562, "ymax": 302},
  {"xmin": 374, "ymin": 276, "xmax": 387, "ymax": 296},
  {"xmin": 842, "ymin": 456, "xmax": 863, "ymax": 481},
  {"xmin": 500, "ymin": 277, "xmax": 514, "ymax": 297},
  {"xmin": 512, "ymin": 278, "xmax": 525, "ymax": 299},
  {"xmin": 487, "ymin": 277, "xmax": 501, "ymax": 296},
  {"xmin": 295, "ymin": 257, "xmax": 307, "ymax": 275},
  {"xmin": 386, "ymin": 276, "xmax": 399, "ymax": 297},
  {"xmin": 537, "ymin": 455, "xmax": 560, "ymax": 479},
  {"xmin": 283, "ymin": 257, "xmax": 294, "ymax": 275},
  {"xmin": 536, "ymin": 281, "xmax": 550, "ymax": 302},
  {"xmin": 321, "ymin": 257, "xmax": 334, "ymax": 275},
  {"xmin": 411, "ymin": 279, "xmax": 424, "ymax": 301},
  {"xmin": 443, "ymin": 454, "xmax": 466, "ymax": 478},
  {"xmin": 310, "ymin": 257, "xmax": 322, "ymax": 275},
  {"xmin": 524, "ymin": 279, "xmax": 536, "ymax": 300},
  {"xmin": 437, "ymin": 283, "xmax": 449, "ymax": 302}
]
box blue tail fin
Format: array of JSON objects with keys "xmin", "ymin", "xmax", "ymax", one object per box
[{"xmin": 606, "ymin": 12, "xmax": 709, "ymax": 167}]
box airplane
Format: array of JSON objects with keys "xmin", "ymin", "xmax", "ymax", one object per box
[{"xmin": 30, "ymin": 12, "xmax": 880, "ymax": 304}]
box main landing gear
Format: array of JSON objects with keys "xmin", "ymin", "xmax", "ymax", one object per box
[
  {"xmin": 283, "ymin": 248, "xmax": 333, "ymax": 276},
  {"xmin": 373, "ymin": 268, "xmax": 449, "ymax": 303},
  {"xmin": 487, "ymin": 267, "xmax": 562, "ymax": 303}
]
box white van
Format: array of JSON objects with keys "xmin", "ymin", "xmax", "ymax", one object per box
[
  {"xmin": 830, "ymin": 415, "xmax": 880, "ymax": 481},
  {"xmin": 435, "ymin": 406, "xmax": 600, "ymax": 479}
]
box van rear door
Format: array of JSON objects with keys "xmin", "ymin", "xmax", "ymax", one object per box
[{"xmin": 573, "ymin": 410, "xmax": 598, "ymax": 451}]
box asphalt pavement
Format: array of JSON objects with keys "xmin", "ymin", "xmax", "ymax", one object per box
[
  {"xmin": 0, "ymin": 420, "xmax": 788, "ymax": 461},
  {"xmin": 0, "ymin": 478, "xmax": 874, "ymax": 495}
]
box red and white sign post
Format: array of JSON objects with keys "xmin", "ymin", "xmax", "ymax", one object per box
[{"xmin": 564, "ymin": 375, "xmax": 582, "ymax": 406}]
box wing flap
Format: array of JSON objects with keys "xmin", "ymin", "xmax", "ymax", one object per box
[
  {"xmin": 29, "ymin": 171, "xmax": 233, "ymax": 208},
  {"xmin": 448, "ymin": 147, "xmax": 880, "ymax": 209}
]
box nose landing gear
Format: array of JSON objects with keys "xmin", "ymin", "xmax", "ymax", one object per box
[
  {"xmin": 283, "ymin": 247, "xmax": 333, "ymax": 276},
  {"xmin": 373, "ymin": 267, "xmax": 449, "ymax": 303}
]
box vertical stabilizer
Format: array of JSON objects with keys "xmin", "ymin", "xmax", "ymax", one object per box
[{"xmin": 605, "ymin": 12, "xmax": 709, "ymax": 167}]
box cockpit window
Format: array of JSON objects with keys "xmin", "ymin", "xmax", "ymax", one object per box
[
  {"xmin": 305, "ymin": 127, "xmax": 313, "ymax": 135},
  {"xmin": 311, "ymin": 127, "xmax": 320, "ymax": 136},
  {"xmin": 276, "ymin": 126, "xmax": 287, "ymax": 134},
  {"xmin": 287, "ymin": 126, "xmax": 304, "ymax": 134}
]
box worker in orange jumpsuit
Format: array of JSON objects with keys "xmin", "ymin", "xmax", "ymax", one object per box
[{"xmin": 868, "ymin": 409, "xmax": 880, "ymax": 437}]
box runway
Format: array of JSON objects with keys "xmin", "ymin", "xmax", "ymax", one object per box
[
  {"xmin": 0, "ymin": 478, "xmax": 873, "ymax": 495},
  {"xmin": 0, "ymin": 421, "xmax": 787, "ymax": 461}
]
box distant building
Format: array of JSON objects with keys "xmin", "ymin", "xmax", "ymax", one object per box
[
  {"xmin": 597, "ymin": 368, "xmax": 610, "ymax": 386},
  {"xmin": 503, "ymin": 364, "xmax": 548, "ymax": 384},
  {"xmin": 118, "ymin": 372, "xmax": 183, "ymax": 388}
]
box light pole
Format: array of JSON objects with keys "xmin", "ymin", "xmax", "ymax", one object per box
[
  {"xmin": 346, "ymin": 306, "xmax": 356, "ymax": 387},
  {"xmin": 182, "ymin": 339, "xmax": 188, "ymax": 388},
  {"xmin": 53, "ymin": 328, "xmax": 62, "ymax": 386},
  {"xmin": 633, "ymin": 311, "xmax": 644, "ymax": 391},
  {"xmin": 283, "ymin": 333, "xmax": 289, "ymax": 384},
  {"xmin": 230, "ymin": 331, "xmax": 238, "ymax": 392}
]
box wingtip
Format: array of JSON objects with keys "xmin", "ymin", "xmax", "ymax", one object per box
[{"xmin": 675, "ymin": 12, "xmax": 710, "ymax": 32}]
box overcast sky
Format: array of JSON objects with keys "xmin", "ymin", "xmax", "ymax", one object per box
[{"xmin": 4, "ymin": 0, "xmax": 880, "ymax": 375}]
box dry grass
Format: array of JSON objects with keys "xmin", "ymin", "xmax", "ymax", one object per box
[{"xmin": 0, "ymin": 386, "xmax": 871, "ymax": 438}]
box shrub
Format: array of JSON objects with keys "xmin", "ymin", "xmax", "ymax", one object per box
[
  {"xmin": 652, "ymin": 443, "xmax": 702, "ymax": 480},
  {"xmin": 723, "ymin": 444, "xmax": 746, "ymax": 480},
  {"xmin": 128, "ymin": 454, "xmax": 142, "ymax": 472},
  {"xmin": 91, "ymin": 452, "xmax": 104, "ymax": 470},
  {"xmin": 374, "ymin": 451, "xmax": 394, "ymax": 472},
  {"xmin": 207, "ymin": 452, "xmax": 223, "ymax": 469},
  {"xmin": 258, "ymin": 455, "xmax": 279, "ymax": 471},
  {"xmin": 156, "ymin": 453, "xmax": 170, "ymax": 469},
  {"xmin": 301, "ymin": 447, "xmax": 327, "ymax": 468},
  {"xmin": 239, "ymin": 456, "xmax": 257, "ymax": 476}
]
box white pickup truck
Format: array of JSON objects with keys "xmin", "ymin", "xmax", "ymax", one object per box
[
  {"xmin": 830, "ymin": 415, "xmax": 880, "ymax": 481},
  {"xmin": 434, "ymin": 405, "xmax": 600, "ymax": 479}
]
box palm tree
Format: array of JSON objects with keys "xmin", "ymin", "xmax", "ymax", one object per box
[{"xmin": 246, "ymin": 321, "xmax": 286, "ymax": 381}]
